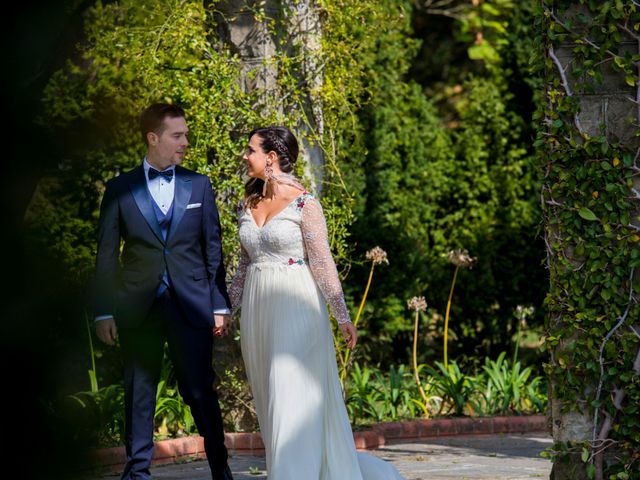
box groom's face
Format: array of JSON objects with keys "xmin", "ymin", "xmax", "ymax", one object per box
[{"xmin": 151, "ymin": 116, "xmax": 189, "ymax": 168}]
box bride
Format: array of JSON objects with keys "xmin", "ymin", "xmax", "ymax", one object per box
[{"xmin": 228, "ymin": 126, "xmax": 404, "ymax": 479}]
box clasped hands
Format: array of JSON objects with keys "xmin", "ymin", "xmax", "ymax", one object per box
[{"xmin": 213, "ymin": 313, "xmax": 232, "ymax": 338}]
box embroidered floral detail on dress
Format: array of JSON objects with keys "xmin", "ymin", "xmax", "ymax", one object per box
[
  {"xmin": 287, "ymin": 258, "xmax": 305, "ymax": 266},
  {"xmin": 294, "ymin": 192, "xmax": 310, "ymax": 211}
]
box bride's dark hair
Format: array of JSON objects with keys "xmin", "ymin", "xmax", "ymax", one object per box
[{"xmin": 245, "ymin": 126, "xmax": 299, "ymax": 207}]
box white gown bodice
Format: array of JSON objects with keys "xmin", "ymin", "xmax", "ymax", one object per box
[{"xmin": 229, "ymin": 192, "xmax": 351, "ymax": 324}]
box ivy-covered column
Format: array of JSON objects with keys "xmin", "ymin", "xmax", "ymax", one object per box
[
  {"xmin": 209, "ymin": 0, "xmax": 325, "ymax": 191},
  {"xmin": 285, "ymin": 0, "xmax": 326, "ymax": 192},
  {"xmin": 540, "ymin": 2, "xmax": 640, "ymax": 479}
]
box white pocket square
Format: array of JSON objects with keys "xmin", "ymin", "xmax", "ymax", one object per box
[{"xmin": 186, "ymin": 203, "xmax": 202, "ymax": 209}]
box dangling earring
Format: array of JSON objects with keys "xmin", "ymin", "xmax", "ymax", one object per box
[{"xmin": 263, "ymin": 162, "xmax": 275, "ymax": 196}]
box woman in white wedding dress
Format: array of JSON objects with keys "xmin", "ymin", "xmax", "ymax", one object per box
[{"xmin": 228, "ymin": 127, "xmax": 404, "ymax": 480}]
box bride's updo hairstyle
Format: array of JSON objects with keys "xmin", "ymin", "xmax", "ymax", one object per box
[{"xmin": 245, "ymin": 126, "xmax": 299, "ymax": 207}]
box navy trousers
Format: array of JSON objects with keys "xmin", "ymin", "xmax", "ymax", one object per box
[{"xmin": 118, "ymin": 288, "xmax": 228, "ymax": 480}]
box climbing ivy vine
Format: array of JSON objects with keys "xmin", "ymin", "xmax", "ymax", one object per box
[{"xmin": 539, "ymin": 1, "xmax": 640, "ymax": 478}]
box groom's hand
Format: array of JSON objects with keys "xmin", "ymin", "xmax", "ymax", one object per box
[
  {"xmin": 96, "ymin": 318, "xmax": 118, "ymax": 345},
  {"xmin": 213, "ymin": 314, "xmax": 231, "ymax": 337}
]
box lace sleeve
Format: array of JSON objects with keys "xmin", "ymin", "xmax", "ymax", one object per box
[
  {"xmin": 228, "ymin": 245, "xmax": 250, "ymax": 313},
  {"xmin": 301, "ymin": 197, "xmax": 352, "ymax": 325},
  {"xmin": 228, "ymin": 200, "xmax": 250, "ymax": 313}
]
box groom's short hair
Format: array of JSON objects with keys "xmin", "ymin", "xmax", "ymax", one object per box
[{"xmin": 140, "ymin": 103, "xmax": 186, "ymax": 145}]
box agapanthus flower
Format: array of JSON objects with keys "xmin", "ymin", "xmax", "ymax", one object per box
[
  {"xmin": 366, "ymin": 246, "xmax": 389, "ymax": 265},
  {"xmin": 447, "ymin": 249, "xmax": 476, "ymax": 268},
  {"xmin": 407, "ymin": 296, "xmax": 427, "ymax": 312}
]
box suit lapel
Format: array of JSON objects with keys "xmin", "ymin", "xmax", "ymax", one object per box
[
  {"xmin": 167, "ymin": 168, "xmax": 192, "ymax": 242},
  {"xmin": 128, "ymin": 166, "xmax": 165, "ymax": 244}
]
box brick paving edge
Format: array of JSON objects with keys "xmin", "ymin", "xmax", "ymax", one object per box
[{"xmin": 88, "ymin": 414, "xmax": 549, "ymax": 473}]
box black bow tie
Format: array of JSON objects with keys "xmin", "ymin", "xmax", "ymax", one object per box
[{"xmin": 148, "ymin": 167, "xmax": 174, "ymax": 182}]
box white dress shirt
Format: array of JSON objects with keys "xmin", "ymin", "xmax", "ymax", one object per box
[{"xmin": 144, "ymin": 158, "xmax": 175, "ymax": 214}]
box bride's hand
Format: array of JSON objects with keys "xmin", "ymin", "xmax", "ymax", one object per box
[{"xmin": 339, "ymin": 322, "xmax": 357, "ymax": 349}]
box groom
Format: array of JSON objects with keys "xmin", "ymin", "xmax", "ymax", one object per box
[{"xmin": 93, "ymin": 103, "xmax": 234, "ymax": 480}]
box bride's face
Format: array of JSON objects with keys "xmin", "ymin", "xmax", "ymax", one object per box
[{"xmin": 243, "ymin": 134, "xmax": 274, "ymax": 179}]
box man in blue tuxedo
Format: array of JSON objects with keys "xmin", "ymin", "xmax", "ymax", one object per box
[{"xmin": 93, "ymin": 103, "xmax": 234, "ymax": 480}]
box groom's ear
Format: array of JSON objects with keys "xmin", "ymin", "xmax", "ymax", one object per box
[{"xmin": 147, "ymin": 131, "xmax": 158, "ymax": 147}]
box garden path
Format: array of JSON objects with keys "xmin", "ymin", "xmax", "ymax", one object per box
[{"xmin": 90, "ymin": 432, "xmax": 553, "ymax": 480}]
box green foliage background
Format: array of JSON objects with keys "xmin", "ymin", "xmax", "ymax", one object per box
[{"xmin": 341, "ymin": 0, "xmax": 546, "ymax": 366}]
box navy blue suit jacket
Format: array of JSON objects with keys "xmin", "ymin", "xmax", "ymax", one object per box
[{"xmin": 93, "ymin": 164, "xmax": 231, "ymax": 329}]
